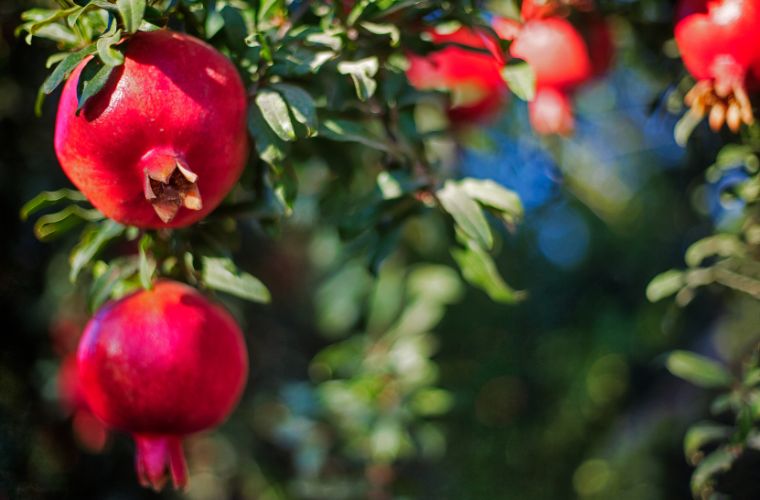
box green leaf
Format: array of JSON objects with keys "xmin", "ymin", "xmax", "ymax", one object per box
[
  {"xmin": 666, "ymin": 351, "xmax": 733, "ymax": 389},
  {"xmin": 96, "ymin": 28, "xmax": 124, "ymax": 66},
  {"xmin": 69, "ymin": 220, "xmax": 125, "ymax": 282},
  {"xmin": 684, "ymin": 423, "xmax": 732, "ymax": 465},
  {"xmin": 20, "ymin": 189, "xmax": 87, "ymax": 220},
  {"xmin": 256, "ymin": 89, "xmax": 296, "ymax": 141},
  {"xmin": 319, "ymin": 119, "xmax": 390, "ymax": 152},
  {"xmin": 338, "ymin": 57, "xmax": 379, "ymax": 101},
  {"xmin": 138, "ymin": 234, "xmax": 155, "ymax": 290},
  {"xmin": 691, "ymin": 447, "xmax": 739, "ymax": 498},
  {"xmin": 459, "ymin": 178, "xmax": 523, "ymax": 224},
  {"xmin": 41, "ymin": 45, "xmax": 97, "ymax": 96},
  {"xmin": 33, "ymin": 205, "xmax": 103, "ymax": 241},
  {"xmin": 76, "ymin": 58, "xmax": 116, "ymax": 113},
  {"xmin": 272, "ymin": 83, "xmax": 318, "ymax": 137},
  {"xmin": 360, "ymin": 22, "xmax": 400, "ymax": 46},
  {"xmin": 437, "ymin": 181, "xmax": 493, "ymax": 250},
  {"xmin": 116, "ymin": 0, "xmax": 145, "ymax": 33},
  {"xmin": 248, "ymin": 104, "xmax": 288, "ymax": 164},
  {"xmin": 685, "ymin": 235, "xmax": 746, "ymax": 268},
  {"xmin": 502, "ymin": 60, "xmax": 535, "ymax": 102},
  {"xmin": 646, "ymin": 269, "xmax": 685, "ymax": 302},
  {"xmin": 452, "ymin": 240, "xmax": 525, "ymax": 304},
  {"xmin": 202, "ymin": 256, "xmax": 271, "ymax": 303}
]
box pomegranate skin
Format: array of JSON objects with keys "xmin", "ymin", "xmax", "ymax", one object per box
[
  {"xmin": 675, "ymin": 0, "xmax": 760, "ymax": 87},
  {"xmin": 77, "ymin": 280, "xmax": 249, "ymax": 489},
  {"xmin": 55, "ymin": 30, "xmax": 249, "ymax": 228},
  {"xmin": 406, "ymin": 25, "xmax": 508, "ymax": 123}
]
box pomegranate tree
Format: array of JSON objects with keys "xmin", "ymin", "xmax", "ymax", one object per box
[
  {"xmin": 55, "ymin": 30, "xmax": 249, "ymax": 228},
  {"xmin": 77, "ymin": 280, "xmax": 249, "ymax": 490},
  {"xmin": 675, "ymin": 0, "xmax": 760, "ymax": 132}
]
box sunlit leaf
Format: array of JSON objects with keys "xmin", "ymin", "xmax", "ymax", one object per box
[
  {"xmin": 666, "ymin": 351, "xmax": 733, "ymax": 389},
  {"xmin": 70, "ymin": 220, "xmax": 125, "ymax": 282},
  {"xmin": 202, "ymin": 256, "xmax": 271, "ymax": 303},
  {"xmin": 338, "ymin": 57, "xmax": 379, "ymax": 101},
  {"xmin": 438, "ymin": 181, "xmax": 493, "ymax": 250}
]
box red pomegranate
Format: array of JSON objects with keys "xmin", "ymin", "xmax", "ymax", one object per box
[
  {"xmin": 495, "ymin": 13, "xmax": 613, "ymax": 135},
  {"xmin": 55, "ymin": 30, "xmax": 249, "ymax": 228},
  {"xmin": 406, "ymin": 25, "xmax": 508, "ymax": 123},
  {"xmin": 675, "ymin": 0, "xmax": 760, "ymax": 131},
  {"xmin": 77, "ymin": 280, "xmax": 249, "ymax": 490}
]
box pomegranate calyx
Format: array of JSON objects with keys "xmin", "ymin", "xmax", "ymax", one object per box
[
  {"xmin": 685, "ymin": 79, "xmax": 754, "ymax": 133},
  {"xmin": 142, "ymin": 153, "xmax": 203, "ymax": 223},
  {"xmin": 135, "ymin": 434, "xmax": 188, "ymax": 491}
]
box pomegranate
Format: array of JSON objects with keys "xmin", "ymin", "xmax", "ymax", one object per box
[
  {"xmin": 406, "ymin": 25, "xmax": 508, "ymax": 123},
  {"xmin": 675, "ymin": 0, "xmax": 760, "ymax": 131},
  {"xmin": 55, "ymin": 30, "xmax": 249, "ymax": 228},
  {"xmin": 77, "ymin": 280, "xmax": 249, "ymax": 490},
  {"xmin": 495, "ymin": 13, "xmax": 613, "ymax": 135}
]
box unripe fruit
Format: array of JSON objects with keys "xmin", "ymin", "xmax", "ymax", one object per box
[
  {"xmin": 55, "ymin": 30, "xmax": 249, "ymax": 228},
  {"xmin": 77, "ymin": 280, "xmax": 248, "ymax": 490},
  {"xmin": 675, "ymin": 0, "xmax": 760, "ymax": 131},
  {"xmin": 406, "ymin": 25, "xmax": 508, "ymax": 124}
]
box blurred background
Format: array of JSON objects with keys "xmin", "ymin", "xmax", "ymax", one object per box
[{"xmin": 1, "ymin": 0, "xmax": 754, "ymax": 499}]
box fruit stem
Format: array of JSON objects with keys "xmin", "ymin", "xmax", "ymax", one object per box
[{"xmin": 134, "ymin": 434, "xmax": 188, "ymax": 491}]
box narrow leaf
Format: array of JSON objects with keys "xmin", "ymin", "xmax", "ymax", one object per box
[
  {"xmin": 319, "ymin": 119, "xmax": 390, "ymax": 152},
  {"xmin": 459, "ymin": 178, "xmax": 523, "ymax": 223},
  {"xmin": 70, "ymin": 220, "xmax": 125, "ymax": 282},
  {"xmin": 452, "ymin": 240, "xmax": 525, "ymax": 304},
  {"xmin": 76, "ymin": 58, "xmax": 116, "ymax": 113},
  {"xmin": 684, "ymin": 423, "xmax": 732, "ymax": 465},
  {"xmin": 138, "ymin": 234, "xmax": 155, "ymax": 290},
  {"xmin": 666, "ymin": 351, "xmax": 733, "ymax": 389},
  {"xmin": 41, "ymin": 45, "xmax": 97, "ymax": 95},
  {"xmin": 20, "ymin": 189, "xmax": 87, "ymax": 220},
  {"xmin": 691, "ymin": 447, "xmax": 739, "ymax": 498}
]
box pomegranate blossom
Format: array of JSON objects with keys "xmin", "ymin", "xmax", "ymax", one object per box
[
  {"xmin": 55, "ymin": 30, "xmax": 249, "ymax": 228},
  {"xmin": 77, "ymin": 281, "xmax": 249, "ymax": 490}
]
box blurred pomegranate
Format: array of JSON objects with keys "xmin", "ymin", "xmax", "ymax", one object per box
[
  {"xmin": 406, "ymin": 24, "xmax": 509, "ymax": 124},
  {"xmin": 675, "ymin": 0, "xmax": 760, "ymax": 131},
  {"xmin": 495, "ymin": 7, "xmax": 614, "ymax": 135}
]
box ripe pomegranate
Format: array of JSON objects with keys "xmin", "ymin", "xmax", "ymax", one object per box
[
  {"xmin": 675, "ymin": 0, "xmax": 760, "ymax": 132},
  {"xmin": 55, "ymin": 30, "xmax": 249, "ymax": 228},
  {"xmin": 495, "ymin": 13, "xmax": 613, "ymax": 135},
  {"xmin": 77, "ymin": 280, "xmax": 249, "ymax": 490},
  {"xmin": 406, "ymin": 25, "xmax": 508, "ymax": 123}
]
